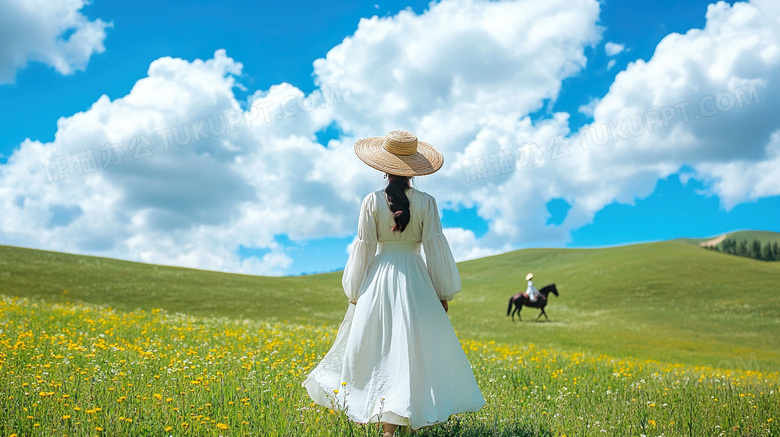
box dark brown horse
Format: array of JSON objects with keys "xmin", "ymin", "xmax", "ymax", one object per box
[{"xmin": 507, "ymin": 283, "xmax": 558, "ymax": 322}]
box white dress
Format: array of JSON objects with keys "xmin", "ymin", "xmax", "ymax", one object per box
[
  {"xmin": 302, "ymin": 186, "xmax": 485, "ymax": 430},
  {"xmin": 526, "ymin": 280, "xmax": 539, "ymax": 302}
]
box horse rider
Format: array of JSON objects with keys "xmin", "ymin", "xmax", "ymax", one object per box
[{"xmin": 526, "ymin": 273, "xmax": 542, "ymax": 302}]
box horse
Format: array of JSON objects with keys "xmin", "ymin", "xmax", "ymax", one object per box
[{"xmin": 507, "ymin": 283, "xmax": 559, "ymax": 322}]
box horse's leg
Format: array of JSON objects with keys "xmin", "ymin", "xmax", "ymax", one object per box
[
  {"xmin": 536, "ymin": 307, "xmax": 545, "ymax": 321},
  {"xmin": 510, "ymin": 303, "xmax": 515, "ymax": 322},
  {"xmin": 516, "ymin": 305, "xmax": 522, "ymax": 322},
  {"xmin": 541, "ymin": 308, "xmax": 549, "ymax": 320}
]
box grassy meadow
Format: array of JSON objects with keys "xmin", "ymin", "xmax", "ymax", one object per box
[
  {"xmin": 1, "ymin": 233, "xmax": 779, "ymax": 435},
  {"xmin": 0, "ymin": 297, "xmax": 776, "ymax": 437}
]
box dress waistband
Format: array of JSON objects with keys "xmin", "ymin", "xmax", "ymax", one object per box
[{"xmin": 377, "ymin": 241, "xmax": 422, "ymax": 254}]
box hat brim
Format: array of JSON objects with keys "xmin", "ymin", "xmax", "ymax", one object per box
[
  {"xmin": 354, "ymin": 136, "xmax": 444, "ymax": 177},
  {"xmin": 526, "ymin": 274, "xmax": 534, "ymax": 280}
]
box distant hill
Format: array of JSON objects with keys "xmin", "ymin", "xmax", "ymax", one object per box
[
  {"xmin": 698, "ymin": 230, "xmax": 780, "ymax": 261},
  {"xmin": 1, "ymin": 235, "xmax": 779, "ymax": 371},
  {"xmin": 0, "ymin": 244, "xmax": 346, "ymax": 324},
  {"xmin": 727, "ymin": 230, "xmax": 780, "ymax": 245},
  {"xmin": 697, "ymin": 230, "xmax": 780, "ymax": 248}
]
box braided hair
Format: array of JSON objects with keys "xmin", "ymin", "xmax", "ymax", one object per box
[{"xmin": 384, "ymin": 173, "xmax": 412, "ymax": 232}]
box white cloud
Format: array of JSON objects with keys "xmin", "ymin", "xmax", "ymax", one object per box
[
  {"xmin": 585, "ymin": 0, "xmax": 780, "ymax": 210},
  {"xmin": 313, "ymin": 0, "xmax": 602, "ymax": 139},
  {"xmin": 0, "ymin": 49, "xmax": 332, "ymax": 275},
  {"xmin": 578, "ymin": 97, "xmax": 600, "ymax": 116},
  {"xmin": 0, "ymin": 0, "xmax": 111, "ymax": 83},
  {"xmin": 694, "ymin": 131, "xmax": 780, "ymax": 205},
  {"xmin": 606, "ymin": 59, "xmax": 616, "ymax": 70},
  {"xmin": 442, "ymin": 227, "xmax": 506, "ymax": 262},
  {"xmin": 604, "ymin": 41, "xmax": 625, "ymax": 56}
]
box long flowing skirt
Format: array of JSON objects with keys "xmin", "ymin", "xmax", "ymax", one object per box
[{"xmin": 302, "ymin": 245, "xmax": 485, "ymax": 430}]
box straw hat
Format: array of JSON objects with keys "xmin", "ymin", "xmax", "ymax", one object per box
[
  {"xmin": 526, "ymin": 273, "xmax": 534, "ymax": 281},
  {"xmin": 354, "ymin": 130, "xmax": 444, "ymax": 177}
]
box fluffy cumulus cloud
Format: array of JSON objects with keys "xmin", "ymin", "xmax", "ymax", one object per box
[
  {"xmin": 585, "ymin": 0, "xmax": 780, "ymax": 210},
  {"xmin": 0, "ymin": 50, "xmax": 340, "ymax": 275},
  {"xmin": 0, "ymin": 0, "xmax": 111, "ymax": 83},
  {"xmin": 315, "ymin": 0, "xmax": 601, "ymax": 139},
  {"xmin": 2, "ymin": 0, "xmax": 778, "ymax": 275}
]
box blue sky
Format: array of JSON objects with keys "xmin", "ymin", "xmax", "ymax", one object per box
[{"xmin": 1, "ymin": 0, "xmax": 778, "ymax": 276}]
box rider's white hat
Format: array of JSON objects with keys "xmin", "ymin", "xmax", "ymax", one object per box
[{"xmin": 526, "ymin": 273, "xmax": 533, "ymax": 281}]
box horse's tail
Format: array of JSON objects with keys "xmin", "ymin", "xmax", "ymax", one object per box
[{"xmin": 507, "ymin": 296, "xmax": 514, "ymax": 316}]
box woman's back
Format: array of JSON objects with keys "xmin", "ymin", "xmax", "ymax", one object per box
[
  {"xmin": 375, "ymin": 186, "xmax": 422, "ymax": 243},
  {"xmin": 367, "ymin": 186, "xmax": 437, "ymax": 244},
  {"xmin": 350, "ymin": 185, "xmax": 458, "ymax": 304}
]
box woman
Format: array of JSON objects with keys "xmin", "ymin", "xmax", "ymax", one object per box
[
  {"xmin": 302, "ymin": 131, "xmax": 485, "ymax": 435},
  {"xmin": 525, "ymin": 273, "xmax": 540, "ymax": 302}
]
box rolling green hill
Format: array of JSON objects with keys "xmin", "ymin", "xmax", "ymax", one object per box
[
  {"xmin": 725, "ymin": 230, "xmax": 780, "ymax": 246},
  {"xmin": 0, "ymin": 244, "xmax": 346, "ymax": 324},
  {"xmin": 1, "ymin": 235, "xmax": 779, "ymax": 372},
  {"xmin": 693, "ymin": 229, "xmax": 780, "ymax": 248}
]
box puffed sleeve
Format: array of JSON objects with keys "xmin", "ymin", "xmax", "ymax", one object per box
[
  {"xmin": 341, "ymin": 193, "xmax": 378, "ymax": 304},
  {"xmin": 422, "ymin": 195, "xmax": 462, "ymax": 302}
]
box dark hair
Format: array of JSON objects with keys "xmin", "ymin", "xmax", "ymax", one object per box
[{"xmin": 385, "ymin": 174, "xmax": 412, "ymax": 232}]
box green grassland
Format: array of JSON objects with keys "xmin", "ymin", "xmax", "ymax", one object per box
[
  {"xmin": 0, "ymin": 244, "xmax": 346, "ymax": 324},
  {"xmin": 451, "ymin": 239, "xmax": 780, "ymax": 371},
  {"xmin": 1, "ymin": 236, "xmax": 779, "ymax": 436},
  {"xmin": 2, "ymin": 236, "xmax": 778, "ymax": 372},
  {"xmin": 1, "ymin": 297, "xmax": 776, "ymax": 437}
]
